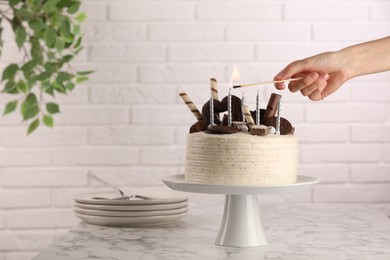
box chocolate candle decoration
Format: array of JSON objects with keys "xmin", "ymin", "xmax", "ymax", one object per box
[
  {"xmin": 210, "ymin": 96, "xmax": 214, "ymax": 126},
  {"xmin": 275, "ymin": 97, "xmax": 281, "ymax": 135},
  {"xmin": 241, "ymin": 92, "xmax": 245, "ymax": 122},
  {"xmin": 228, "ymin": 88, "xmax": 232, "ymax": 126},
  {"xmin": 243, "ymin": 105, "xmax": 255, "ymax": 126},
  {"xmin": 179, "ymin": 93, "xmax": 203, "ymax": 121},
  {"xmin": 256, "ymin": 90, "xmax": 260, "ymax": 125},
  {"xmin": 210, "ymin": 78, "xmax": 218, "ymax": 100},
  {"xmin": 263, "ymin": 93, "xmax": 281, "ymax": 124}
]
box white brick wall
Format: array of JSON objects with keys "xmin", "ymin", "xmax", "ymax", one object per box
[{"xmin": 0, "ymin": 0, "xmax": 389, "ymax": 258}]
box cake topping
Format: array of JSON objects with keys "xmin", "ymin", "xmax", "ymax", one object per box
[
  {"xmin": 206, "ymin": 125, "xmax": 241, "ymax": 134},
  {"xmin": 180, "ymin": 77, "xmax": 294, "ymax": 135},
  {"xmin": 210, "ymin": 78, "xmax": 218, "ymax": 100},
  {"xmin": 264, "ymin": 117, "xmax": 293, "ymax": 135},
  {"xmin": 263, "ymin": 93, "xmax": 281, "ymax": 124},
  {"xmin": 250, "ymin": 125, "xmax": 267, "ymax": 136},
  {"xmin": 266, "ymin": 126, "xmax": 276, "ymax": 135},
  {"xmin": 242, "ymin": 105, "xmax": 255, "ymax": 126},
  {"xmin": 179, "ymin": 92, "xmax": 203, "ymax": 121}
]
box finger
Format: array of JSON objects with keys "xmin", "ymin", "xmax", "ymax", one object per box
[
  {"xmin": 307, "ymin": 81, "xmax": 328, "ymax": 101},
  {"xmin": 274, "ymin": 60, "xmax": 309, "ymax": 81},
  {"xmin": 300, "ymin": 73, "xmax": 329, "ymax": 97},
  {"xmin": 288, "ymin": 72, "xmax": 319, "ymax": 93},
  {"xmin": 274, "ymin": 82, "xmax": 285, "ymax": 90}
]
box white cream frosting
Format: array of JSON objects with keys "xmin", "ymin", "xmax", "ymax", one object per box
[{"xmin": 184, "ymin": 132, "xmax": 297, "ymax": 185}]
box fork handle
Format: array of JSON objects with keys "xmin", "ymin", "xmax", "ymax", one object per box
[{"xmin": 87, "ymin": 173, "xmax": 125, "ymax": 197}]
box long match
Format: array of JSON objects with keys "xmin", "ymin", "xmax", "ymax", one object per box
[{"xmin": 233, "ymin": 77, "xmax": 304, "ymax": 89}]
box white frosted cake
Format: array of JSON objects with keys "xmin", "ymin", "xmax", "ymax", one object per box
[
  {"xmin": 184, "ymin": 132, "xmax": 298, "ymax": 185},
  {"xmin": 180, "ymin": 83, "xmax": 298, "ymax": 186}
]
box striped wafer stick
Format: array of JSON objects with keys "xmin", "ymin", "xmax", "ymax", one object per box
[
  {"xmin": 210, "ymin": 78, "xmax": 218, "ymax": 100},
  {"xmin": 242, "ymin": 105, "xmax": 255, "ymax": 125},
  {"xmin": 179, "ymin": 92, "xmax": 203, "ymax": 121}
]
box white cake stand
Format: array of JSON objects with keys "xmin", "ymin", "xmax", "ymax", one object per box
[{"xmin": 161, "ymin": 174, "xmax": 319, "ymax": 248}]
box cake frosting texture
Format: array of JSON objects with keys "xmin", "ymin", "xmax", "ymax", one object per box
[{"xmin": 184, "ymin": 132, "xmax": 298, "ymax": 185}]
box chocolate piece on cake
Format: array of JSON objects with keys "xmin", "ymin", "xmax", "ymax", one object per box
[
  {"xmin": 263, "ymin": 93, "xmax": 281, "ymax": 124},
  {"xmin": 220, "ymin": 95, "xmax": 243, "ymax": 123},
  {"xmin": 206, "ymin": 125, "xmax": 241, "ymax": 134},
  {"xmin": 264, "ymin": 117, "xmax": 293, "ymax": 135},
  {"xmin": 202, "ymin": 99, "xmax": 221, "ymax": 126},
  {"xmin": 250, "ymin": 125, "xmax": 267, "ymax": 136},
  {"xmin": 190, "ymin": 120, "xmax": 207, "ymax": 133}
]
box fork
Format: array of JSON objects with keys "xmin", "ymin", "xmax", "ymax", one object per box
[{"xmin": 87, "ymin": 173, "xmax": 149, "ymax": 200}]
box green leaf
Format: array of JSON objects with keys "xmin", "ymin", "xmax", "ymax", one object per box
[
  {"xmin": 26, "ymin": 93, "xmax": 37, "ymax": 105},
  {"xmin": 15, "ymin": 26, "xmax": 26, "ymax": 48},
  {"xmin": 29, "ymin": 20, "xmax": 46, "ymax": 32},
  {"xmin": 9, "ymin": 0, "xmax": 22, "ymax": 7},
  {"xmin": 43, "ymin": 114, "xmax": 53, "ymax": 127},
  {"xmin": 57, "ymin": 71, "xmax": 71, "ymax": 82},
  {"xmin": 30, "ymin": 36, "xmax": 42, "ymax": 62},
  {"xmin": 2, "ymin": 79, "xmax": 18, "ymax": 94},
  {"xmin": 68, "ymin": 1, "xmax": 81, "ymax": 14},
  {"xmin": 21, "ymin": 59, "xmax": 38, "ymax": 76},
  {"xmin": 62, "ymin": 54, "xmax": 73, "ymax": 63},
  {"xmin": 73, "ymin": 36, "xmax": 82, "ymax": 49},
  {"xmin": 27, "ymin": 118, "xmax": 40, "ymax": 135},
  {"xmin": 60, "ymin": 17, "xmax": 71, "ymax": 39},
  {"xmin": 55, "ymin": 37, "xmax": 65, "ymax": 52},
  {"xmin": 17, "ymin": 80, "xmax": 28, "ymax": 93},
  {"xmin": 75, "ymin": 12, "xmax": 87, "ymax": 23},
  {"xmin": 77, "ymin": 70, "xmax": 94, "ymax": 76},
  {"xmin": 42, "ymin": 0, "xmax": 60, "ymax": 14},
  {"xmin": 3, "ymin": 100, "xmax": 18, "ymax": 115},
  {"xmin": 65, "ymin": 82, "xmax": 75, "ymax": 91},
  {"xmin": 44, "ymin": 27, "xmax": 56, "ymax": 47},
  {"xmin": 73, "ymin": 24, "xmax": 80, "ymax": 35},
  {"xmin": 15, "ymin": 8, "xmax": 34, "ymax": 20},
  {"xmin": 21, "ymin": 101, "xmax": 39, "ymax": 120},
  {"xmin": 46, "ymin": 102, "xmax": 60, "ymax": 114},
  {"xmin": 2, "ymin": 64, "xmax": 18, "ymax": 81},
  {"xmin": 76, "ymin": 76, "xmax": 88, "ymax": 83},
  {"xmin": 36, "ymin": 71, "xmax": 52, "ymax": 81},
  {"xmin": 53, "ymin": 81, "xmax": 66, "ymax": 93}
]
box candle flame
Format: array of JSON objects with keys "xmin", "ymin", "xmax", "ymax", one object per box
[{"xmin": 229, "ymin": 65, "xmax": 241, "ymax": 87}]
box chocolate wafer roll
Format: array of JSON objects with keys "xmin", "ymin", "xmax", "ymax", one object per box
[
  {"xmin": 179, "ymin": 92, "xmax": 203, "ymax": 121},
  {"xmin": 263, "ymin": 93, "xmax": 281, "ymax": 123},
  {"xmin": 210, "ymin": 78, "xmax": 218, "ymax": 100},
  {"xmin": 242, "ymin": 105, "xmax": 255, "ymax": 125}
]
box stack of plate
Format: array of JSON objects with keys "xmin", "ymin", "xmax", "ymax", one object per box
[{"xmin": 73, "ymin": 190, "xmax": 188, "ymax": 227}]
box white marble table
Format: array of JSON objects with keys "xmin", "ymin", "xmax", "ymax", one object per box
[{"xmin": 33, "ymin": 200, "xmax": 390, "ymax": 260}]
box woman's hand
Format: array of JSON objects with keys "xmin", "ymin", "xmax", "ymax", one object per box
[{"xmin": 273, "ymin": 51, "xmax": 351, "ymax": 101}]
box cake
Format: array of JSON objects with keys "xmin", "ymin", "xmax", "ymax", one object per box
[
  {"xmin": 185, "ymin": 132, "xmax": 297, "ymax": 185},
  {"xmin": 179, "ymin": 79, "xmax": 298, "ymax": 185}
]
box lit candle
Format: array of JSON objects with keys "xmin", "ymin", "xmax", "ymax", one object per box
[
  {"xmin": 275, "ymin": 97, "xmax": 281, "ymax": 135},
  {"xmin": 256, "ymin": 90, "xmax": 260, "ymax": 125},
  {"xmin": 228, "ymin": 88, "xmax": 232, "ymax": 126},
  {"xmin": 210, "ymin": 96, "xmax": 214, "ymax": 126},
  {"xmin": 241, "ymin": 92, "xmax": 245, "ymax": 122}
]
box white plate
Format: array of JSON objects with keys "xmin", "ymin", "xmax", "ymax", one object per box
[
  {"xmin": 162, "ymin": 174, "xmax": 320, "ymax": 195},
  {"xmin": 73, "ymin": 191, "xmax": 187, "ymax": 206},
  {"xmin": 73, "ymin": 205, "xmax": 188, "ymax": 217},
  {"xmin": 75, "ymin": 212, "xmax": 186, "ymax": 227},
  {"xmin": 74, "ymin": 201, "xmax": 188, "ymax": 211}
]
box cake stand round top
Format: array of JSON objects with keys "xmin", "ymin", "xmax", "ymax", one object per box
[{"xmin": 161, "ymin": 174, "xmax": 319, "ymax": 195}]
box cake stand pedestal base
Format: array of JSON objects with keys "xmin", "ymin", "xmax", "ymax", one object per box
[
  {"xmin": 161, "ymin": 174, "xmax": 319, "ymax": 248},
  {"xmin": 216, "ymin": 194, "xmax": 266, "ymax": 247}
]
